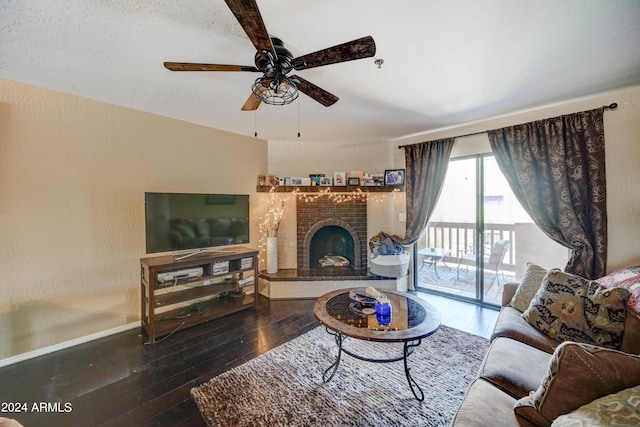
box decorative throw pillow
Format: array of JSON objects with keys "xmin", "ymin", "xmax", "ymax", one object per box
[
  {"xmin": 522, "ymin": 269, "xmax": 629, "ymax": 349},
  {"xmin": 596, "ymin": 265, "xmax": 640, "ymax": 316},
  {"xmin": 510, "ymin": 262, "xmax": 548, "ymax": 312},
  {"xmin": 514, "ymin": 342, "xmax": 640, "ymax": 427},
  {"xmin": 551, "ymin": 385, "xmax": 640, "ymax": 427}
]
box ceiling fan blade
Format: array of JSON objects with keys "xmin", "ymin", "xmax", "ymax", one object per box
[
  {"xmin": 164, "ymin": 62, "xmax": 259, "ymax": 72},
  {"xmin": 241, "ymin": 92, "xmax": 261, "ymax": 111},
  {"xmin": 292, "ymin": 36, "xmax": 376, "ymax": 70},
  {"xmin": 291, "ymin": 75, "xmax": 339, "ymax": 107},
  {"xmin": 224, "ymin": 0, "xmax": 276, "ymax": 59}
]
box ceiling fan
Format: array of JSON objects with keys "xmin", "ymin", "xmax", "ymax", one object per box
[{"xmin": 163, "ymin": 0, "xmax": 376, "ymax": 111}]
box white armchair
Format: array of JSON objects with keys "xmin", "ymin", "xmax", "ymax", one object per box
[{"xmin": 456, "ymin": 240, "xmax": 511, "ymax": 286}]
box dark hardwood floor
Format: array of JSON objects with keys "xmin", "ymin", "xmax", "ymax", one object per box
[{"xmin": 0, "ymin": 292, "xmax": 498, "ymax": 427}]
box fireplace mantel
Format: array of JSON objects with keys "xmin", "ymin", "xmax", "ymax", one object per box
[{"xmin": 256, "ymin": 185, "xmax": 403, "ymax": 193}]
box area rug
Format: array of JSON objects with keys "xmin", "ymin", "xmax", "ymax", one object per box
[{"xmin": 192, "ymin": 325, "xmax": 489, "ymax": 427}]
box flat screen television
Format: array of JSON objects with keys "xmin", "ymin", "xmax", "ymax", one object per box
[{"xmin": 144, "ymin": 192, "xmax": 250, "ymax": 255}]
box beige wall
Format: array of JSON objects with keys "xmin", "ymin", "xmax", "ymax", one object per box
[
  {"xmin": 0, "ymin": 79, "xmax": 267, "ymax": 359},
  {"xmin": 393, "ymin": 85, "xmax": 640, "ymax": 272}
]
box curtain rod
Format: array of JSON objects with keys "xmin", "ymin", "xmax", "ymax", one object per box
[{"xmin": 397, "ymin": 102, "xmax": 618, "ymax": 149}]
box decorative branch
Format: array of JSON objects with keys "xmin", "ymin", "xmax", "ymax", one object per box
[{"xmin": 256, "ymin": 188, "xmax": 298, "ymax": 265}]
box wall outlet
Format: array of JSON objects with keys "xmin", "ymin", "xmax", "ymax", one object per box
[{"xmin": 399, "ymin": 213, "xmax": 406, "ymax": 222}]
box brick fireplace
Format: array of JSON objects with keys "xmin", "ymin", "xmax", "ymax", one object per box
[
  {"xmin": 258, "ymin": 192, "xmax": 408, "ymax": 300},
  {"xmin": 296, "ymin": 196, "xmax": 367, "ymax": 271}
]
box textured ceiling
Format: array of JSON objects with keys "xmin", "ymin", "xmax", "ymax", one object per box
[{"xmin": 2, "ymin": 0, "xmax": 640, "ymax": 142}]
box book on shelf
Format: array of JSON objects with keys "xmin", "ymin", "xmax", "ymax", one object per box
[{"xmin": 213, "ymin": 261, "xmax": 230, "ymax": 274}]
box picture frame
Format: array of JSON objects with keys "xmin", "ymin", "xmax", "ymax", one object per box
[
  {"xmin": 319, "ymin": 177, "xmax": 333, "ymax": 186},
  {"xmin": 333, "ymin": 172, "xmax": 346, "ymax": 186},
  {"xmin": 309, "ymin": 174, "xmax": 325, "ymax": 186},
  {"xmin": 371, "ymin": 173, "xmax": 385, "ymax": 186},
  {"xmin": 348, "ymin": 177, "xmax": 360, "ymax": 186},
  {"xmin": 290, "ymin": 177, "xmax": 303, "ymax": 186},
  {"xmin": 362, "ymin": 176, "xmax": 376, "ymax": 186},
  {"xmin": 384, "ymin": 169, "xmax": 405, "ymax": 186}
]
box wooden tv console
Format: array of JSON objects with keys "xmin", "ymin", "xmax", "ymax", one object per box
[{"xmin": 140, "ymin": 246, "xmax": 258, "ymax": 343}]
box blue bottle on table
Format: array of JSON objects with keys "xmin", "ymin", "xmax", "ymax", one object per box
[{"xmin": 375, "ymin": 297, "xmax": 392, "ymax": 326}]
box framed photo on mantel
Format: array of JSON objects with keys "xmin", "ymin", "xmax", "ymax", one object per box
[
  {"xmin": 319, "ymin": 177, "xmax": 333, "ymax": 186},
  {"xmin": 309, "ymin": 174, "xmax": 324, "ymax": 186},
  {"xmin": 348, "ymin": 177, "xmax": 360, "ymax": 186},
  {"xmin": 384, "ymin": 169, "xmax": 405, "ymax": 185}
]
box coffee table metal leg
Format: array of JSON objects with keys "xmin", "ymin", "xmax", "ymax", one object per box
[
  {"xmin": 322, "ymin": 329, "xmax": 343, "ymax": 382},
  {"xmin": 404, "ymin": 340, "xmax": 424, "ymax": 401},
  {"xmin": 322, "ymin": 329, "xmax": 425, "ymax": 401}
]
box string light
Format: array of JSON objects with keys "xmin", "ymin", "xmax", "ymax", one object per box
[
  {"xmin": 256, "ymin": 187, "xmax": 298, "ymax": 266},
  {"xmin": 296, "ymin": 187, "xmax": 400, "ymax": 204}
]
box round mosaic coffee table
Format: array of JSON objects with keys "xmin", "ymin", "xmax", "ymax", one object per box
[{"xmin": 313, "ymin": 288, "xmax": 442, "ymax": 401}]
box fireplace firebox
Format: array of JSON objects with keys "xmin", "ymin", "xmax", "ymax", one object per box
[{"xmin": 309, "ymin": 225, "xmax": 355, "ymax": 268}]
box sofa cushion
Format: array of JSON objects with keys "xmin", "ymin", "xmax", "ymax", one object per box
[
  {"xmin": 449, "ymin": 378, "xmax": 538, "ymax": 427},
  {"xmin": 550, "ymin": 384, "xmax": 640, "ymax": 427},
  {"xmin": 513, "ymin": 341, "xmax": 640, "ymax": 427},
  {"xmin": 596, "ymin": 265, "xmax": 640, "ymax": 315},
  {"xmin": 510, "ymin": 263, "xmax": 548, "ymax": 312},
  {"xmin": 478, "ymin": 337, "xmax": 552, "ymax": 399},
  {"xmin": 491, "ymin": 306, "xmax": 559, "ymax": 354},
  {"xmin": 522, "ymin": 269, "xmax": 629, "ymax": 349}
]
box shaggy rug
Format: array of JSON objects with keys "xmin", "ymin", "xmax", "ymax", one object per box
[{"xmin": 192, "ymin": 325, "xmax": 489, "ymax": 427}]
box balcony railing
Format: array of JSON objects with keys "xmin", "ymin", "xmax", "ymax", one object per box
[{"xmin": 419, "ymin": 221, "xmax": 516, "ymax": 272}]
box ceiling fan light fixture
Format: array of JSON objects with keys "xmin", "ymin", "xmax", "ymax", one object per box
[{"xmin": 251, "ymin": 75, "xmax": 298, "ymax": 106}]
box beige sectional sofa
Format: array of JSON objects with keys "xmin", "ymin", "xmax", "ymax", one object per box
[{"xmin": 451, "ymin": 266, "xmax": 640, "ymax": 426}]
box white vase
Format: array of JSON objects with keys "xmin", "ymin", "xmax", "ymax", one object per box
[{"xmin": 266, "ymin": 237, "xmax": 278, "ymax": 274}]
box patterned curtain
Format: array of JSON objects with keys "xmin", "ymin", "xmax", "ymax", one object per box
[
  {"xmin": 402, "ymin": 138, "xmax": 455, "ymax": 245},
  {"xmin": 487, "ymin": 108, "xmax": 607, "ymax": 279}
]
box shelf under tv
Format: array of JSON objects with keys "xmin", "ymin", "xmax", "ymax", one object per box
[{"xmin": 140, "ymin": 246, "xmax": 258, "ymax": 343}]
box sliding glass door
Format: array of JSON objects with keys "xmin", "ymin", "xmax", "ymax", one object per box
[
  {"xmin": 415, "ymin": 154, "xmax": 567, "ymax": 306},
  {"xmin": 415, "ymin": 157, "xmax": 478, "ymax": 300}
]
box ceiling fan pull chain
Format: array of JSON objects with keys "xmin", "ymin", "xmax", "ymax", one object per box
[
  {"xmin": 297, "ymin": 97, "xmax": 301, "ymax": 138},
  {"xmin": 254, "ymin": 110, "xmax": 258, "ymax": 138}
]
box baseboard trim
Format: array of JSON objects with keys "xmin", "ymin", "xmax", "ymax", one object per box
[
  {"xmin": 259, "ymin": 276, "xmax": 409, "ymax": 299},
  {"xmin": 0, "ymin": 322, "xmax": 141, "ymax": 368}
]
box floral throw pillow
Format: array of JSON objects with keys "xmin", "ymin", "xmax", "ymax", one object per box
[
  {"xmin": 551, "ymin": 385, "xmax": 640, "ymax": 427},
  {"xmin": 596, "ymin": 266, "xmax": 640, "ymax": 316},
  {"xmin": 522, "ymin": 269, "xmax": 629, "ymax": 349}
]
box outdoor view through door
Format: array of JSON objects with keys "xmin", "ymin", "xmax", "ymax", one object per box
[{"xmin": 415, "ymin": 154, "xmax": 568, "ymax": 306}]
